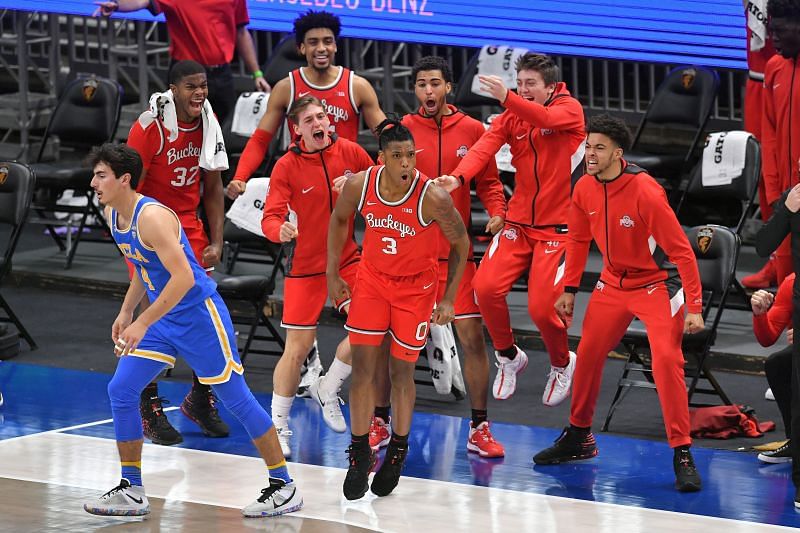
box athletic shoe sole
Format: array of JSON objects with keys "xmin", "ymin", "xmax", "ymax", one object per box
[
  {"xmin": 466, "ymin": 442, "xmax": 505, "ymax": 458},
  {"xmin": 757, "ymin": 453, "xmax": 792, "ymax": 464},
  {"xmin": 84, "ymin": 505, "xmax": 150, "ymax": 516},
  {"xmin": 180, "ymin": 405, "xmax": 229, "ymax": 438},
  {"xmin": 533, "ymin": 449, "xmax": 598, "ymax": 465},
  {"xmin": 144, "ymin": 432, "xmax": 183, "ymax": 446},
  {"xmin": 675, "ymin": 480, "xmax": 702, "ymax": 492},
  {"xmin": 242, "ymin": 501, "xmax": 303, "ymax": 518},
  {"xmin": 493, "ymin": 356, "xmax": 529, "ymax": 401}
]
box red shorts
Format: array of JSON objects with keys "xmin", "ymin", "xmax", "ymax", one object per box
[
  {"xmin": 125, "ymin": 214, "xmax": 209, "ymax": 279},
  {"xmin": 281, "ymin": 260, "xmax": 359, "ymax": 329},
  {"xmin": 436, "ymin": 259, "xmax": 480, "ymax": 320},
  {"xmin": 346, "ymin": 261, "xmax": 438, "ymax": 362}
]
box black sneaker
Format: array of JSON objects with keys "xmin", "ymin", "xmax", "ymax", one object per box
[
  {"xmin": 343, "ymin": 443, "xmax": 376, "ymax": 500},
  {"xmin": 140, "ymin": 389, "xmax": 183, "ymax": 446},
  {"xmin": 533, "ymin": 427, "xmax": 598, "ymax": 465},
  {"xmin": 371, "ymin": 443, "xmax": 409, "ymax": 497},
  {"xmin": 758, "ymin": 440, "xmax": 792, "ymax": 464},
  {"xmin": 180, "ymin": 386, "xmax": 230, "ymax": 438},
  {"xmin": 673, "ymin": 446, "xmax": 702, "ymax": 492},
  {"xmin": 794, "ymin": 486, "xmax": 800, "ymax": 509}
]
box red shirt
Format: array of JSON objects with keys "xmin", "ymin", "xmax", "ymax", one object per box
[
  {"xmin": 289, "ymin": 67, "xmax": 360, "ymax": 143},
  {"xmin": 566, "ymin": 161, "xmax": 703, "ymax": 314},
  {"xmin": 402, "ymin": 105, "xmax": 506, "ymax": 260},
  {"xmin": 127, "ymin": 117, "xmax": 203, "ymax": 217},
  {"xmin": 753, "ymin": 273, "xmax": 794, "ymax": 347},
  {"xmin": 358, "ymin": 166, "xmax": 439, "ymax": 277},
  {"xmin": 261, "ymin": 136, "xmax": 372, "ymax": 277},
  {"xmin": 762, "ymin": 55, "xmax": 800, "ymax": 206},
  {"xmin": 150, "ymin": 0, "xmax": 248, "ymax": 66},
  {"xmin": 452, "ymin": 83, "xmax": 585, "ymax": 230}
]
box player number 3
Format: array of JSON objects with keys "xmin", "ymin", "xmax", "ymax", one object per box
[{"xmin": 381, "ymin": 236, "xmax": 397, "ymax": 255}]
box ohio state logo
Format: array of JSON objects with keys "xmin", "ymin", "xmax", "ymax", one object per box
[
  {"xmin": 503, "ymin": 227, "xmax": 518, "ymax": 240},
  {"xmin": 619, "ymin": 215, "xmax": 635, "ymax": 228},
  {"xmin": 456, "ymin": 145, "xmax": 468, "ymax": 158},
  {"xmin": 595, "ymin": 280, "xmax": 605, "ymax": 291}
]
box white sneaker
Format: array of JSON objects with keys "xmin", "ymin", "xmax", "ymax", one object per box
[
  {"xmin": 543, "ymin": 351, "xmax": 577, "ymax": 406},
  {"xmin": 242, "ymin": 478, "xmax": 303, "ymax": 517},
  {"xmin": 83, "ymin": 478, "xmax": 150, "ymax": 516},
  {"xmin": 492, "ymin": 346, "xmax": 528, "ymax": 400},
  {"xmin": 296, "ymin": 344, "xmax": 323, "ymax": 398},
  {"xmin": 276, "ymin": 426, "xmax": 293, "ymax": 458},
  {"xmin": 309, "ymin": 375, "xmax": 347, "ymax": 433},
  {"xmin": 765, "ymin": 388, "xmax": 775, "ymax": 401}
]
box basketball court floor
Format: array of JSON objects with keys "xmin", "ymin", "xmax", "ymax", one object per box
[{"xmin": 0, "ymin": 361, "xmax": 798, "ymax": 532}]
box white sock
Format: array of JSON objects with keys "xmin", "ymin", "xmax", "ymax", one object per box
[
  {"xmin": 320, "ymin": 357, "xmax": 352, "ymax": 397},
  {"xmin": 271, "ymin": 393, "xmax": 294, "ymax": 428}
]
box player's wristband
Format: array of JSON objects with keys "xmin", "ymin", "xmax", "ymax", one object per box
[
  {"xmin": 252, "ymin": 70, "xmax": 264, "ymax": 80},
  {"xmin": 564, "ymin": 286, "xmax": 579, "ymax": 294},
  {"xmin": 458, "ymin": 175, "xmax": 465, "ymax": 186}
]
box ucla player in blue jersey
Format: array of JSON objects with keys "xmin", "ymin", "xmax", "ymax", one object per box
[{"xmin": 82, "ymin": 143, "xmax": 302, "ymax": 518}]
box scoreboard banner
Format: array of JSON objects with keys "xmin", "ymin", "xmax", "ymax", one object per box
[{"xmin": 5, "ymin": 1, "xmax": 747, "ymax": 69}]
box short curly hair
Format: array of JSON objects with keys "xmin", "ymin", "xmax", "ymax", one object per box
[
  {"xmin": 412, "ymin": 56, "xmax": 453, "ymax": 84},
  {"xmin": 294, "ymin": 10, "xmax": 341, "ymax": 46},
  {"xmin": 586, "ymin": 114, "xmax": 632, "ymax": 151},
  {"xmin": 768, "ymin": 0, "xmax": 800, "ymax": 22}
]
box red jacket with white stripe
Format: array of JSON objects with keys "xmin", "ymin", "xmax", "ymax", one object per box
[
  {"xmin": 451, "ymin": 83, "xmax": 585, "ymax": 230},
  {"xmin": 565, "ymin": 162, "xmax": 703, "ymax": 314}
]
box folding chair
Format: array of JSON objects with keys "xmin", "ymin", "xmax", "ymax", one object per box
[
  {"xmin": 216, "ymin": 244, "xmax": 285, "ymax": 363},
  {"xmin": 27, "ymin": 75, "xmax": 123, "ymax": 269},
  {"xmin": 625, "ymin": 66, "xmax": 719, "ymax": 189},
  {"xmin": 0, "ymin": 162, "xmax": 37, "ymax": 349},
  {"xmin": 601, "ymin": 224, "xmax": 739, "ymax": 432},
  {"xmin": 221, "ymin": 219, "xmax": 283, "ymax": 275}
]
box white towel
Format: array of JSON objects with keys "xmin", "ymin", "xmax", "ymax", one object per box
[
  {"xmin": 138, "ymin": 90, "xmax": 228, "ymax": 171},
  {"xmin": 225, "ymin": 177, "xmax": 270, "ymax": 237},
  {"xmin": 484, "ymin": 114, "xmax": 516, "ymax": 173},
  {"xmin": 747, "ymin": 0, "xmax": 768, "ymax": 52},
  {"xmin": 232, "ymin": 92, "xmax": 269, "ymax": 137},
  {"xmin": 701, "ymin": 131, "xmax": 752, "ymax": 187},
  {"xmin": 471, "ymin": 45, "xmax": 529, "ymax": 98}
]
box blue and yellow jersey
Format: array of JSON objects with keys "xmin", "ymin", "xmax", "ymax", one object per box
[{"xmin": 111, "ymin": 195, "xmax": 216, "ymax": 312}]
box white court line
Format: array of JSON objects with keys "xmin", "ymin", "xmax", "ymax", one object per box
[
  {"xmin": 0, "ymin": 432, "xmax": 794, "ymax": 533},
  {"xmin": 0, "ymin": 406, "xmax": 180, "ymax": 443}
]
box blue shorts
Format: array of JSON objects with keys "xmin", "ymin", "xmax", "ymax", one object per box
[{"xmin": 129, "ymin": 291, "xmax": 243, "ymax": 385}]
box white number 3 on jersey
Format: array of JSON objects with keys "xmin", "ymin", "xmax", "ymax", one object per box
[
  {"xmin": 171, "ymin": 165, "xmax": 200, "ymax": 187},
  {"xmin": 381, "ymin": 236, "xmax": 397, "ymax": 255}
]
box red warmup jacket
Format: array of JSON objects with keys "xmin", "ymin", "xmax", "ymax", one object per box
[
  {"xmin": 451, "ymin": 83, "xmax": 584, "ymax": 229},
  {"xmin": 753, "ymin": 272, "xmax": 794, "ymax": 346},
  {"xmin": 261, "ymin": 136, "xmax": 372, "ymax": 276},
  {"xmin": 565, "ymin": 162, "xmax": 703, "ymax": 314},
  {"xmin": 401, "ymin": 105, "xmax": 506, "ymax": 259},
  {"xmin": 762, "ymin": 55, "xmax": 800, "ymax": 206}
]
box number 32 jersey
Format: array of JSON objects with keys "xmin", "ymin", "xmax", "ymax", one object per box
[
  {"xmin": 127, "ymin": 118, "xmax": 204, "ymax": 217},
  {"xmin": 357, "ymin": 165, "xmax": 439, "ymax": 277}
]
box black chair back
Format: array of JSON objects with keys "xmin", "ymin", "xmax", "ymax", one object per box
[
  {"xmin": 262, "ymin": 35, "xmax": 306, "ymax": 88},
  {"xmin": 37, "ymin": 76, "xmax": 122, "ymax": 162},
  {"xmin": 687, "ymin": 224, "xmax": 740, "ymax": 332},
  {"xmin": 678, "ymin": 135, "xmax": 760, "ymax": 234},
  {"xmin": 632, "ymin": 66, "xmax": 719, "ymax": 158}
]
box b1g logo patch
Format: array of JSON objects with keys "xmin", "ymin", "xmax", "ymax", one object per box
[
  {"xmin": 456, "ymin": 145, "xmax": 468, "ymax": 158},
  {"xmin": 503, "ymin": 227, "xmax": 518, "ymax": 241},
  {"xmin": 82, "ymin": 78, "xmax": 98, "ymax": 103},
  {"xmin": 697, "ymin": 227, "xmax": 714, "ymax": 254},
  {"xmin": 0, "ymin": 165, "xmax": 8, "ymax": 185},
  {"xmin": 681, "ymin": 68, "xmax": 697, "ymax": 90}
]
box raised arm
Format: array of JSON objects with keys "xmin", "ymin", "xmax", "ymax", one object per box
[
  {"xmin": 327, "ymin": 171, "xmax": 365, "ymax": 303},
  {"xmin": 422, "ymin": 182, "xmax": 469, "ymax": 324}
]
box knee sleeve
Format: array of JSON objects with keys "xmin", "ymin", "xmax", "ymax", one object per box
[
  {"xmin": 109, "ymin": 356, "xmax": 167, "ymax": 442},
  {"xmin": 212, "ymin": 373, "xmax": 272, "ymax": 440}
]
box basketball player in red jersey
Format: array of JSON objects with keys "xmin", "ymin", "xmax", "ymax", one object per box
[
  {"xmin": 438, "ymin": 53, "xmax": 585, "ymax": 407},
  {"xmin": 262, "ymin": 95, "xmax": 373, "ymax": 456},
  {"xmin": 398, "ymin": 55, "xmax": 506, "ymax": 458},
  {"xmin": 327, "ymin": 119, "xmax": 470, "ymax": 500},
  {"xmin": 127, "ymin": 60, "xmax": 229, "ymax": 445},
  {"xmin": 227, "ymin": 10, "xmax": 386, "ymax": 198},
  {"xmin": 741, "ymin": 0, "xmax": 780, "ymax": 289}
]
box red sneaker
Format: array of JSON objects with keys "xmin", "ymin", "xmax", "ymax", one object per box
[
  {"xmin": 467, "ymin": 421, "xmax": 505, "ymax": 458},
  {"xmin": 741, "ymin": 259, "xmax": 777, "ymax": 289},
  {"xmin": 369, "ymin": 416, "xmax": 391, "ymax": 451}
]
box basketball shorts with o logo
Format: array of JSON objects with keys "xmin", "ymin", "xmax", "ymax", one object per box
[
  {"xmin": 436, "ymin": 259, "xmax": 480, "ymax": 319},
  {"xmin": 346, "ymin": 261, "xmax": 438, "ymax": 362},
  {"xmin": 128, "ymin": 291, "xmax": 243, "ymax": 385},
  {"xmin": 281, "ymin": 259, "xmax": 359, "ymax": 329}
]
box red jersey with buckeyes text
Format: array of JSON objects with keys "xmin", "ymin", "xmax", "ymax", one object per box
[
  {"xmin": 127, "ymin": 118, "xmax": 203, "ymax": 217},
  {"xmin": 565, "ymin": 162, "xmax": 703, "ymax": 314},
  {"xmin": 261, "ymin": 136, "xmax": 371, "ymax": 276},
  {"xmin": 289, "ymin": 66, "xmax": 359, "ymax": 142},
  {"xmin": 358, "ymin": 166, "xmax": 438, "ymax": 277},
  {"xmin": 402, "ymin": 106, "xmax": 506, "ymax": 260}
]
